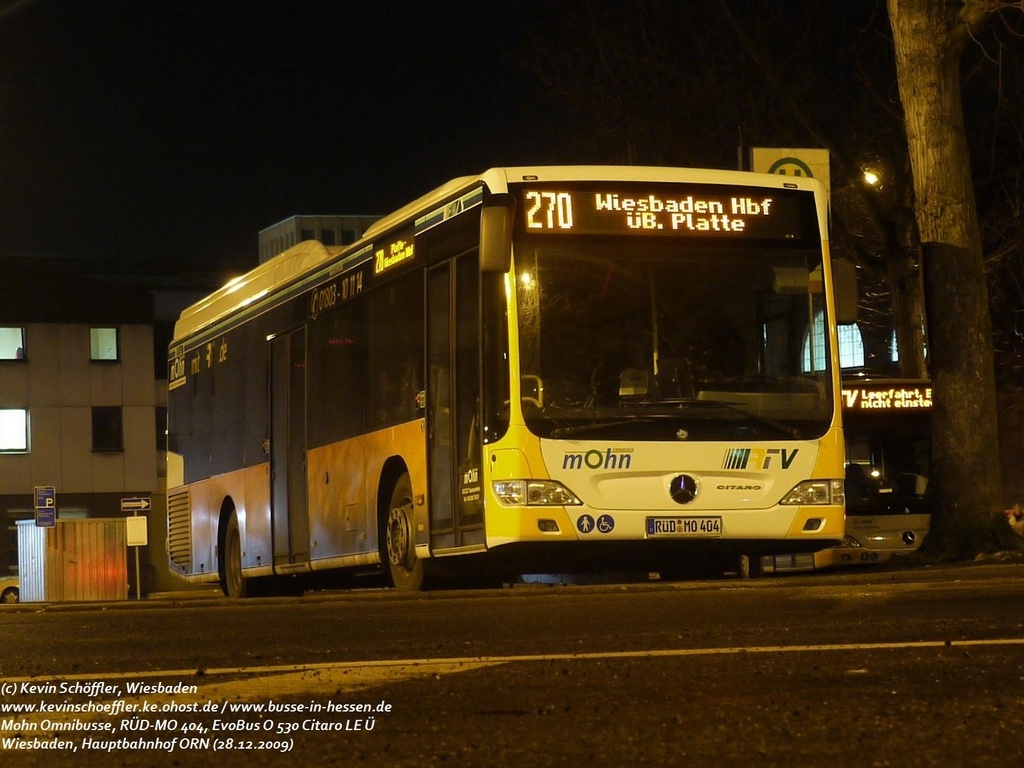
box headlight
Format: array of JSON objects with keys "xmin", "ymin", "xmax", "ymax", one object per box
[
  {"xmin": 781, "ymin": 479, "xmax": 844, "ymax": 506},
  {"xmin": 492, "ymin": 480, "xmax": 583, "ymax": 506}
]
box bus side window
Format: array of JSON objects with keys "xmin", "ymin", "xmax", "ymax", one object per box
[
  {"xmin": 396, "ymin": 363, "xmax": 419, "ymax": 420},
  {"xmin": 430, "ymin": 365, "xmax": 451, "ymax": 444}
]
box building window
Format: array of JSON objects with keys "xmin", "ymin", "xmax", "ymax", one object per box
[
  {"xmin": 802, "ymin": 313, "xmax": 864, "ymax": 372},
  {"xmin": 0, "ymin": 409, "xmax": 29, "ymax": 452},
  {"xmin": 92, "ymin": 407, "xmax": 123, "ymax": 452},
  {"xmin": 837, "ymin": 323, "xmax": 865, "ymax": 369},
  {"xmin": 3, "ymin": 508, "xmax": 33, "ymax": 574},
  {"xmin": 90, "ymin": 327, "xmax": 119, "ymax": 361},
  {"xmin": 341, "ymin": 229, "xmax": 357, "ymax": 245},
  {"xmin": 321, "ymin": 229, "xmax": 336, "ymax": 246},
  {"xmin": 0, "ymin": 327, "xmax": 26, "ymax": 360}
]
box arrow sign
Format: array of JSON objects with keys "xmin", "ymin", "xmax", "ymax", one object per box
[{"xmin": 121, "ymin": 497, "xmax": 152, "ymax": 513}]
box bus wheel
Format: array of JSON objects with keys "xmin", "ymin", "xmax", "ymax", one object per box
[
  {"xmin": 222, "ymin": 512, "xmax": 250, "ymax": 598},
  {"xmin": 384, "ymin": 473, "xmax": 424, "ymax": 591}
]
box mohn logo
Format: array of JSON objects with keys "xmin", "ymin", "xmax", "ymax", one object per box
[{"xmin": 562, "ymin": 448, "xmax": 633, "ymax": 471}]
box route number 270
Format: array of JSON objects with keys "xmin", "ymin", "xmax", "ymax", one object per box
[{"xmin": 525, "ymin": 191, "xmax": 575, "ymax": 230}]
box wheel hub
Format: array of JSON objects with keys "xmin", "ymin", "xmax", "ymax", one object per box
[{"xmin": 387, "ymin": 505, "xmax": 413, "ymax": 570}]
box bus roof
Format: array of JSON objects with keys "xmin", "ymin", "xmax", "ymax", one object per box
[
  {"xmin": 173, "ymin": 238, "xmax": 347, "ymax": 343},
  {"xmin": 172, "ymin": 165, "xmax": 827, "ymax": 344}
]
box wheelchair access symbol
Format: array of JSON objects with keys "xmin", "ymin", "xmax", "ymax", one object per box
[{"xmin": 577, "ymin": 514, "xmax": 615, "ymax": 534}]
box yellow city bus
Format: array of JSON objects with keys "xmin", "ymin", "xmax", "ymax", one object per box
[{"xmin": 166, "ymin": 166, "xmax": 850, "ymax": 596}]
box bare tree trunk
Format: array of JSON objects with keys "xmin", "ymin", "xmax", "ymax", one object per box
[
  {"xmin": 888, "ymin": 0, "xmax": 1013, "ymax": 555},
  {"xmin": 888, "ymin": 246, "xmax": 927, "ymax": 378},
  {"xmin": 890, "ymin": 178, "xmax": 928, "ymax": 378}
]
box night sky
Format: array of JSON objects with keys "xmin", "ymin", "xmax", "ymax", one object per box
[{"xmin": 0, "ymin": 0, "xmax": 580, "ymax": 275}]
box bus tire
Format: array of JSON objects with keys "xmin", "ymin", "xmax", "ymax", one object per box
[
  {"xmin": 384, "ymin": 473, "xmax": 424, "ymax": 591},
  {"xmin": 222, "ymin": 511, "xmax": 250, "ymax": 598}
]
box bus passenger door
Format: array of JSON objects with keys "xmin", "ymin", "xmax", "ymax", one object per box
[
  {"xmin": 426, "ymin": 254, "xmax": 485, "ymax": 552},
  {"xmin": 269, "ymin": 328, "xmax": 310, "ymax": 565}
]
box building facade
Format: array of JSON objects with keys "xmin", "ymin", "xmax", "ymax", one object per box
[{"xmin": 0, "ymin": 257, "xmax": 209, "ymax": 594}]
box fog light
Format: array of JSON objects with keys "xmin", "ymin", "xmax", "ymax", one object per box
[
  {"xmin": 538, "ymin": 519, "xmax": 560, "ymax": 533},
  {"xmin": 802, "ymin": 517, "xmax": 824, "ymax": 532}
]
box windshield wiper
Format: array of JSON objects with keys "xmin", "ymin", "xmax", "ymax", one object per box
[
  {"xmin": 550, "ymin": 419, "xmax": 642, "ymax": 438},
  {"xmin": 543, "ymin": 400, "xmax": 805, "ymax": 439},
  {"xmin": 694, "ymin": 399, "xmax": 804, "ymax": 439}
]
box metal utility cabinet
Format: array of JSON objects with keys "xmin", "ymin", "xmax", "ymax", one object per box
[{"xmin": 17, "ymin": 518, "xmax": 128, "ymax": 602}]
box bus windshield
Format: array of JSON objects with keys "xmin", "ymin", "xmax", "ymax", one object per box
[{"xmin": 514, "ymin": 238, "xmax": 833, "ymax": 441}]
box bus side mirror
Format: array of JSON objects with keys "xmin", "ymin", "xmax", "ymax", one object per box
[
  {"xmin": 833, "ymin": 259, "xmax": 858, "ymax": 324},
  {"xmin": 480, "ymin": 194, "xmax": 515, "ymax": 273}
]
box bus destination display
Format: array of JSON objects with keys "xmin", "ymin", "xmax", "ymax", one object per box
[
  {"xmin": 515, "ymin": 183, "xmax": 814, "ymax": 240},
  {"xmin": 842, "ymin": 384, "xmax": 932, "ymax": 412}
]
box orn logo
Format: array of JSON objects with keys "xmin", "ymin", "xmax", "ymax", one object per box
[{"xmin": 766, "ymin": 157, "xmax": 815, "ymax": 178}]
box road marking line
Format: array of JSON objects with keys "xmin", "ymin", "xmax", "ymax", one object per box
[{"xmin": 4, "ymin": 637, "xmax": 1022, "ymax": 685}]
